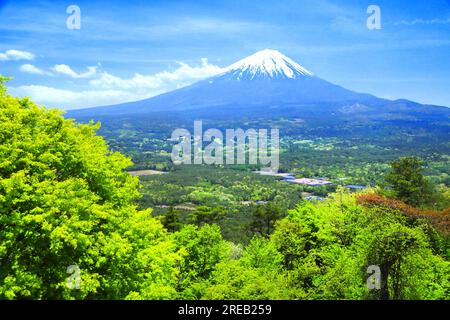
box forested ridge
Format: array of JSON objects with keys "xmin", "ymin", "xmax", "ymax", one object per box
[{"xmin": 0, "ymin": 77, "xmax": 449, "ymax": 300}]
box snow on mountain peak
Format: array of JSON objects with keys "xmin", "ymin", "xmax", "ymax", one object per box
[{"xmin": 225, "ymin": 49, "xmax": 313, "ymax": 80}]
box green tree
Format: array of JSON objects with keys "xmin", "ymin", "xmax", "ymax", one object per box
[
  {"xmin": 241, "ymin": 236, "xmax": 282, "ymax": 271},
  {"xmin": 203, "ymin": 259, "xmax": 294, "ymax": 300},
  {"xmin": 163, "ymin": 207, "xmax": 182, "ymax": 232},
  {"xmin": 0, "ymin": 78, "xmax": 180, "ymax": 299},
  {"xmin": 358, "ymin": 206, "xmax": 449, "ymax": 300},
  {"xmin": 367, "ymin": 230, "xmax": 417, "ymax": 300},
  {"xmin": 270, "ymin": 192, "xmax": 449, "ymax": 300},
  {"xmin": 188, "ymin": 205, "xmax": 225, "ymax": 226},
  {"xmin": 384, "ymin": 157, "xmax": 435, "ymax": 207},
  {"xmin": 248, "ymin": 203, "xmax": 283, "ymax": 237},
  {"xmin": 0, "ymin": 75, "xmax": 12, "ymax": 95},
  {"xmin": 271, "ymin": 202, "xmax": 340, "ymax": 296},
  {"xmin": 173, "ymin": 224, "xmax": 227, "ymax": 298}
]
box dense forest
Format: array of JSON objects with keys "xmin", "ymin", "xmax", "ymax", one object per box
[{"xmin": 0, "ymin": 76, "xmax": 449, "ymax": 300}]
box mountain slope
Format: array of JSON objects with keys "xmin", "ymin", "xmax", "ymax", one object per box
[{"xmin": 68, "ymin": 49, "xmax": 449, "ymax": 119}]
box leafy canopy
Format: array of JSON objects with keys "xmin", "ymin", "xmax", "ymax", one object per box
[{"xmin": 0, "ymin": 78, "xmax": 180, "ymax": 299}]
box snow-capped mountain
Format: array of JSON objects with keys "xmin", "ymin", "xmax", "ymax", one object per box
[
  {"xmin": 224, "ymin": 49, "xmax": 313, "ymax": 80},
  {"xmin": 68, "ymin": 49, "xmax": 449, "ymax": 119}
]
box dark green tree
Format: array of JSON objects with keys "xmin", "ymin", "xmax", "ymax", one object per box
[
  {"xmin": 384, "ymin": 157, "xmax": 435, "ymax": 207},
  {"xmin": 248, "ymin": 203, "xmax": 283, "ymax": 237},
  {"xmin": 188, "ymin": 206, "xmax": 225, "ymax": 226},
  {"xmin": 163, "ymin": 206, "xmax": 182, "ymax": 232}
]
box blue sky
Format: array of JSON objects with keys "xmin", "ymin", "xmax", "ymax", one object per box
[{"xmin": 1, "ymin": 0, "xmax": 450, "ymax": 109}]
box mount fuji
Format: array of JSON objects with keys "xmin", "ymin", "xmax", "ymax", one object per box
[
  {"xmin": 69, "ymin": 49, "xmax": 449, "ymax": 120},
  {"xmin": 224, "ymin": 48, "xmax": 314, "ymax": 80}
]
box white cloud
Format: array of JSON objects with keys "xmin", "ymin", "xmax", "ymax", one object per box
[
  {"xmin": 52, "ymin": 64, "xmax": 98, "ymax": 78},
  {"xmin": 10, "ymin": 85, "xmax": 146, "ymax": 109},
  {"xmin": 11, "ymin": 58, "xmax": 225, "ymax": 109},
  {"xmin": 0, "ymin": 49, "xmax": 35, "ymax": 61},
  {"xmin": 90, "ymin": 58, "xmax": 224, "ymax": 90},
  {"xmin": 19, "ymin": 64, "xmax": 52, "ymax": 75},
  {"xmin": 18, "ymin": 62, "xmax": 98, "ymax": 78}
]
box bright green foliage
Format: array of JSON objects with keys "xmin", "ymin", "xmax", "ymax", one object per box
[
  {"xmin": 204, "ymin": 237, "xmax": 294, "ymax": 300},
  {"xmin": 271, "ymin": 199, "xmax": 344, "ymax": 296},
  {"xmin": 0, "ymin": 83, "xmax": 180, "ymax": 299},
  {"xmin": 241, "ymin": 236, "xmax": 282, "ymax": 271},
  {"xmin": 0, "ymin": 76, "xmax": 11, "ymax": 96},
  {"xmin": 203, "ymin": 260, "xmax": 295, "ymax": 300},
  {"xmin": 354, "ymin": 207, "xmax": 449, "ymax": 300},
  {"xmin": 0, "ymin": 78, "xmax": 448, "ymax": 300},
  {"xmin": 173, "ymin": 224, "xmax": 228, "ymax": 298},
  {"xmin": 271, "ymin": 190, "xmax": 449, "ymax": 300}
]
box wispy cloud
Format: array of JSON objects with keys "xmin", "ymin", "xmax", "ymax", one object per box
[
  {"xmin": 19, "ymin": 63, "xmax": 99, "ymax": 78},
  {"xmin": 0, "ymin": 49, "xmax": 34, "ymax": 61},
  {"xmin": 0, "ymin": 6, "xmax": 275, "ymax": 42},
  {"xmin": 395, "ymin": 18, "xmax": 450, "ymax": 26},
  {"xmin": 288, "ymin": 38, "xmax": 450, "ymax": 55},
  {"xmin": 19, "ymin": 64, "xmax": 52, "ymax": 76},
  {"xmin": 52, "ymin": 64, "xmax": 98, "ymax": 78}
]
